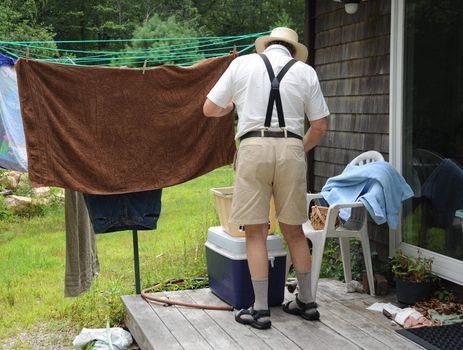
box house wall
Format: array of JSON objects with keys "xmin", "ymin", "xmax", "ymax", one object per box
[{"xmin": 311, "ymin": 0, "xmax": 392, "ymax": 260}]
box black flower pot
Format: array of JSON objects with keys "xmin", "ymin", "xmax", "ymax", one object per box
[{"xmin": 396, "ymin": 279, "xmax": 434, "ymax": 305}]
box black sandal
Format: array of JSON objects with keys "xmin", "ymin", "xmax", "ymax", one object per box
[
  {"xmin": 235, "ymin": 307, "xmax": 271, "ymax": 329},
  {"xmin": 282, "ymin": 296, "xmax": 320, "ymax": 321}
]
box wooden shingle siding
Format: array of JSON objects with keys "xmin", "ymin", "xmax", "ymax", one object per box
[
  {"xmin": 318, "ymin": 131, "xmax": 388, "ymax": 155},
  {"xmin": 315, "ymin": 15, "xmax": 390, "ymax": 49},
  {"xmin": 312, "ymin": 0, "xmax": 391, "ymax": 191},
  {"xmin": 315, "ymin": 36, "xmax": 390, "ymax": 65},
  {"xmin": 311, "ymin": 0, "xmax": 392, "ymax": 260},
  {"xmin": 321, "ymin": 76, "xmax": 389, "ymax": 97},
  {"xmin": 317, "ymin": 55, "xmax": 390, "ymax": 80},
  {"xmin": 325, "ymin": 95, "xmax": 388, "ymax": 114},
  {"xmin": 327, "ymin": 114, "xmax": 389, "ymax": 134}
]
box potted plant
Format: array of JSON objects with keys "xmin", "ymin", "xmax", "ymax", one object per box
[{"xmin": 391, "ymin": 249, "xmax": 436, "ymax": 306}]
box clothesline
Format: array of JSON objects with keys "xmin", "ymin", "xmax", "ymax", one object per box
[{"xmin": 0, "ymin": 31, "xmax": 268, "ymax": 67}]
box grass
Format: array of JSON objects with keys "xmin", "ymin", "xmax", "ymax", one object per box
[{"xmin": 0, "ymin": 166, "xmax": 234, "ymax": 341}]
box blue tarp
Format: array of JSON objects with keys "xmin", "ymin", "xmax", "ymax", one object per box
[
  {"xmin": 0, "ymin": 53, "xmax": 16, "ymax": 66},
  {"xmin": 0, "ymin": 57, "xmax": 28, "ymax": 172}
]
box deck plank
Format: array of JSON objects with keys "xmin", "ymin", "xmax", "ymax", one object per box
[
  {"xmin": 166, "ymin": 290, "xmax": 242, "ymax": 350},
  {"xmin": 271, "ymin": 305, "xmax": 361, "ymax": 350},
  {"xmin": 122, "ymin": 295, "xmax": 182, "ymax": 350},
  {"xmin": 316, "ymin": 303, "xmax": 395, "ymax": 350},
  {"xmin": 188, "ymin": 288, "xmax": 286, "ymax": 350},
  {"xmin": 322, "ymin": 299, "xmax": 423, "ymax": 350},
  {"xmin": 146, "ymin": 291, "xmax": 214, "ymax": 350}
]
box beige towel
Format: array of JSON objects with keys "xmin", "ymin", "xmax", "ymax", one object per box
[{"xmin": 64, "ymin": 189, "xmax": 99, "ymax": 297}]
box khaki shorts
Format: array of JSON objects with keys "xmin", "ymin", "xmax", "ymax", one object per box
[{"xmin": 229, "ymin": 137, "xmax": 308, "ymax": 226}]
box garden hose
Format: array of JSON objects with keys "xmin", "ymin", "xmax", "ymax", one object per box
[{"xmin": 141, "ymin": 278, "xmax": 234, "ymax": 311}]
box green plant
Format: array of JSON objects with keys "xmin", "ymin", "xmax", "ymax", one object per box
[
  {"xmin": 320, "ymin": 238, "xmax": 364, "ymax": 281},
  {"xmin": 434, "ymin": 287, "xmax": 455, "ymax": 302},
  {"xmin": 391, "ymin": 249, "xmax": 435, "ymax": 283}
]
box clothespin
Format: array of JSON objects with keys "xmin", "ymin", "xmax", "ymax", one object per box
[
  {"xmin": 26, "ymin": 47, "xmax": 30, "ymax": 62},
  {"xmin": 142, "ymin": 60, "xmax": 148, "ymax": 75}
]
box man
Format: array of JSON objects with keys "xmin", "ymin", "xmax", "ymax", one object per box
[{"xmin": 203, "ymin": 27, "xmax": 329, "ymax": 329}]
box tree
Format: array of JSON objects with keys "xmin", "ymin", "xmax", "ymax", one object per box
[
  {"xmin": 192, "ymin": 0, "xmax": 305, "ymax": 39},
  {"xmin": 116, "ymin": 13, "xmax": 204, "ymax": 67},
  {"xmin": 37, "ymin": 0, "xmax": 201, "ymax": 53},
  {"xmin": 0, "ymin": 0, "xmax": 55, "ymax": 42}
]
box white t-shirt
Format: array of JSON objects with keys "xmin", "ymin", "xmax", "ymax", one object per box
[{"xmin": 207, "ymin": 45, "xmax": 329, "ymax": 139}]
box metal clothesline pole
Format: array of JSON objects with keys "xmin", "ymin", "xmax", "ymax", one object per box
[{"xmin": 132, "ymin": 230, "xmax": 141, "ymax": 294}]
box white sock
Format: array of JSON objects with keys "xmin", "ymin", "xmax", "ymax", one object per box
[
  {"xmin": 252, "ymin": 278, "xmax": 268, "ymax": 310},
  {"xmin": 296, "ymin": 271, "xmax": 314, "ymax": 304}
]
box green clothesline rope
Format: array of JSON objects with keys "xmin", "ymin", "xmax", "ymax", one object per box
[
  {"xmin": 1, "ymin": 43, "xmax": 251, "ymax": 62},
  {"xmin": 1, "ymin": 34, "xmax": 252, "ymax": 55},
  {"xmin": 0, "ymin": 31, "xmax": 268, "ymax": 67}
]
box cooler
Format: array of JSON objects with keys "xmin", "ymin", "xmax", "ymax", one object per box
[{"xmin": 205, "ymin": 226, "xmax": 287, "ymax": 309}]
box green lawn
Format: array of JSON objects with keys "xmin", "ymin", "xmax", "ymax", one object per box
[{"xmin": 0, "ymin": 166, "xmax": 234, "ymax": 341}]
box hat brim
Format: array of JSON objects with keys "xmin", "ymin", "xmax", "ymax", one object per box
[{"xmin": 255, "ymin": 36, "xmax": 308, "ymax": 62}]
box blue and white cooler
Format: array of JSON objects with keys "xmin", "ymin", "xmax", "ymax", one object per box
[{"xmin": 205, "ymin": 226, "xmax": 287, "ymax": 309}]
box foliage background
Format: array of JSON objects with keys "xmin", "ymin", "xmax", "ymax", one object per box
[{"xmin": 1, "ymin": 0, "xmax": 305, "ymax": 53}]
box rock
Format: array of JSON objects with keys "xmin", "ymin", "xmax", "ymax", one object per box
[
  {"xmin": 17, "ymin": 174, "xmax": 30, "ymax": 190},
  {"xmin": 0, "ymin": 189, "xmax": 13, "ymax": 196},
  {"xmin": 32, "ymin": 187, "xmax": 50, "ymax": 197},
  {"xmin": 346, "ymin": 280, "xmax": 364, "ymax": 293},
  {"xmin": 3, "ymin": 195, "xmax": 32, "ymax": 209},
  {"xmin": 54, "ymin": 188, "xmax": 65, "ymax": 198},
  {"xmin": 5, "ymin": 171, "xmax": 23, "ymax": 190},
  {"xmin": 32, "ymin": 196, "xmax": 50, "ymax": 205}
]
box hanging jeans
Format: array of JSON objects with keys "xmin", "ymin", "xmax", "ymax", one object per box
[{"xmin": 83, "ymin": 189, "xmax": 162, "ymax": 234}]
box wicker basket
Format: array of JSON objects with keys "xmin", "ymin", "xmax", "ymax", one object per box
[
  {"xmin": 210, "ymin": 187, "xmax": 276, "ymax": 236},
  {"xmin": 310, "ymin": 205, "xmax": 340, "ymax": 230}
]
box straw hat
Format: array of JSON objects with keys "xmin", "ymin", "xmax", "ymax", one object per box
[{"xmin": 255, "ymin": 27, "xmax": 308, "ymax": 62}]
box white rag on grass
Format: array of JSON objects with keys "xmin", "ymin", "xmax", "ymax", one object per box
[{"xmin": 73, "ymin": 327, "xmax": 133, "ymax": 350}]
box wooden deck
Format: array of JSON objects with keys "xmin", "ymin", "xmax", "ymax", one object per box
[{"xmin": 122, "ymin": 279, "xmax": 424, "ymax": 350}]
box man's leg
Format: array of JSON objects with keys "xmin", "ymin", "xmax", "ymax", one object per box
[
  {"xmin": 235, "ymin": 223, "xmax": 272, "ymax": 329},
  {"xmin": 245, "ymin": 223, "xmax": 270, "ymax": 310},
  {"xmin": 280, "ymin": 222, "xmax": 319, "ymax": 320}
]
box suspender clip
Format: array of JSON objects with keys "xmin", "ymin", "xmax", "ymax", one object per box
[{"xmin": 271, "ymin": 77, "xmax": 280, "ymax": 90}]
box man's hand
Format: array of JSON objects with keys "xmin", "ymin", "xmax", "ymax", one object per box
[{"xmin": 203, "ymin": 98, "xmax": 234, "ymax": 117}]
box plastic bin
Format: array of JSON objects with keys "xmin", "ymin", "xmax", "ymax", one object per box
[
  {"xmin": 210, "ymin": 186, "xmax": 277, "ymax": 237},
  {"xmin": 205, "ymin": 226, "xmax": 286, "ymax": 309}
]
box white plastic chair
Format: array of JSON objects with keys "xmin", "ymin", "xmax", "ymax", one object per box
[{"xmin": 286, "ymin": 151, "xmax": 384, "ymax": 300}]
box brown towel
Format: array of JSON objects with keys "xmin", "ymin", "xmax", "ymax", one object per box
[{"xmin": 16, "ymin": 55, "xmax": 236, "ymax": 194}]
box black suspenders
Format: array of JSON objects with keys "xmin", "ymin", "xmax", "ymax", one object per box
[{"xmin": 259, "ymin": 53, "xmax": 297, "ymax": 128}]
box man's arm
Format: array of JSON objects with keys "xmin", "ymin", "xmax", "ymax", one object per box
[
  {"xmin": 303, "ymin": 116, "xmax": 328, "ymax": 153},
  {"xmin": 203, "ymin": 98, "xmax": 234, "ymax": 118}
]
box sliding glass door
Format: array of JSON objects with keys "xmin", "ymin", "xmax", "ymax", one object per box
[{"xmin": 401, "ymin": 1, "xmax": 463, "ymax": 262}]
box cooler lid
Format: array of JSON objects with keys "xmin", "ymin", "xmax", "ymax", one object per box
[{"xmin": 207, "ymin": 226, "xmax": 285, "ymax": 255}]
